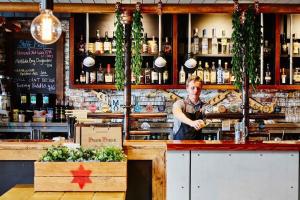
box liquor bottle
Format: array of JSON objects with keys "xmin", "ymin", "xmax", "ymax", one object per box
[
  {"xmin": 111, "ymin": 31, "xmax": 117, "ymax": 54},
  {"xmin": 196, "ymin": 61, "xmax": 204, "ymax": 81},
  {"xmin": 42, "ymin": 94, "xmax": 49, "ymax": 110},
  {"xmin": 163, "ymin": 69, "xmax": 168, "ymax": 84},
  {"xmin": 104, "ymin": 31, "xmax": 112, "ymax": 54},
  {"xmin": 151, "ymin": 64, "xmax": 158, "ymax": 84},
  {"xmin": 192, "ymin": 28, "xmax": 200, "ymax": 55},
  {"xmin": 281, "ymin": 67, "xmax": 287, "ymax": 85},
  {"xmin": 144, "ymin": 62, "xmax": 151, "ymax": 84},
  {"xmin": 293, "ymin": 33, "xmax": 299, "ymax": 55},
  {"xmin": 30, "ymin": 93, "xmax": 37, "ymax": 111},
  {"xmin": 211, "ymin": 28, "xmax": 218, "ymax": 55},
  {"xmin": 90, "ymin": 68, "xmax": 96, "ymax": 84},
  {"xmin": 210, "ymin": 62, "xmax": 217, "ymax": 84},
  {"xmin": 263, "ymin": 40, "xmax": 272, "ymax": 56},
  {"xmin": 80, "ymin": 69, "xmax": 86, "ymax": 84},
  {"xmin": 201, "ymin": 29, "xmax": 208, "ymax": 55},
  {"xmin": 59, "ymin": 99, "xmax": 66, "ymax": 123},
  {"xmin": 293, "ymin": 68, "xmax": 300, "ymax": 84},
  {"xmin": 139, "ymin": 70, "xmax": 145, "ymax": 84},
  {"xmin": 203, "ymin": 62, "xmax": 210, "ymax": 84},
  {"xmin": 223, "ymin": 62, "xmax": 230, "ymax": 84},
  {"xmin": 216, "ymin": 59, "xmax": 224, "ymax": 84},
  {"xmin": 95, "ymin": 29, "xmax": 103, "ymax": 54},
  {"xmin": 105, "ymin": 64, "xmax": 114, "ymax": 83},
  {"xmin": 281, "ymin": 33, "xmax": 288, "ymax": 55},
  {"xmin": 265, "ymin": 64, "xmax": 272, "ymax": 84},
  {"xmin": 221, "ymin": 30, "xmax": 228, "ymax": 54},
  {"xmin": 54, "ymin": 99, "xmax": 60, "ymax": 122},
  {"xmin": 142, "ymin": 33, "xmax": 148, "ymax": 53},
  {"xmin": 150, "ymin": 36, "xmax": 158, "ymax": 54},
  {"xmin": 85, "ymin": 71, "xmax": 90, "ymax": 84},
  {"xmin": 230, "ymin": 68, "xmax": 236, "ymax": 84},
  {"xmin": 179, "ymin": 65, "xmax": 186, "ymax": 84},
  {"xmin": 77, "ymin": 34, "xmax": 85, "ymax": 54},
  {"xmin": 163, "ymin": 37, "xmax": 172, "ymax": 54},
  {"xmin": 158, "ymin": 72, "xmax": 162, "ymax": 84},
  {"xmin": 131, "ymin": 71, "xmax": 136, "ymax": 84},
  {"xmin": 97, "ymin": 63, "xmax": 105, "ymax": 83}
]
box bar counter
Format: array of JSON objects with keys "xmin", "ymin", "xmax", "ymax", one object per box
[{"xmin": 167, "ymin": 140, "xmax": 300, "ymax": 151}]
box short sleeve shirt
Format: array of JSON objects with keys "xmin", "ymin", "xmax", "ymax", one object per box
[{"xmin": 172, "ymin": 97, "xmax": 203, "ymax": 135}]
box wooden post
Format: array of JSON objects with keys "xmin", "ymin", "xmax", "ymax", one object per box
[{"xmin": 121, "ymin": 9, "xmax": 133, "ymax": 140}]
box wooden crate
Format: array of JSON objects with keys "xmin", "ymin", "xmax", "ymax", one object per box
[{"xmin": 34, "ymin": 161, "xmax": 127, "ymax": 192}]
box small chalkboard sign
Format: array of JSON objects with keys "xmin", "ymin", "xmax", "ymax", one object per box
[{"xmin": 8, "ymin": 33, "xmax": 64, "ymax": 98}]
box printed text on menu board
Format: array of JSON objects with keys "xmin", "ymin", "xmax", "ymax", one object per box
[{"xmin": 13, "ymin": 39, "xmax": 56, "ymax": 94}]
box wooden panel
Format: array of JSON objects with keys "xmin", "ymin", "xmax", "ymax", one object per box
[
  {"xmin": 0, "ymin": 185, "xmax": 125, "ymax": 200},
  {"xmin": 34, "ymin": 177, "xmax": 127, "ymax": 192},
  {"xmin": 275, "ymin": 14, "xmax": 281, "ymax": 84},
  {"xmin": 35, "ymin": 162, "xmax": 127, "ymax": 176}
]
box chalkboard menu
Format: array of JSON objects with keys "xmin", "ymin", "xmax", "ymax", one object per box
[{"xmin": 12, "ymin": 39, "xmax": 57, "ymax": 94}]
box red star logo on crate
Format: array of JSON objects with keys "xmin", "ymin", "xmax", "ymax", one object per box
[{"xmin": 70, "ymin": 164, "xmax": 92, "ymax": 189}]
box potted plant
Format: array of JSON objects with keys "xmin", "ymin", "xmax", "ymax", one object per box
[{"xmin": 34, "ymin": 145, "xmax": 127, "ymax": 192}]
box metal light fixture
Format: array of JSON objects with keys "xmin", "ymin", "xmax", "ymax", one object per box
[
  {"xmin": 30, "ymin": 0, "xmax": 62, "ymax": 45},
  {"xmin": 184, "ymin": 13, "xmax": 197, "ymax": 71}
]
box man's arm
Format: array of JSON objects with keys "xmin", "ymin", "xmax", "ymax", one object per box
[{"xmin": 172, "ymin": 105, "xmax": 205, "ymax": 131}]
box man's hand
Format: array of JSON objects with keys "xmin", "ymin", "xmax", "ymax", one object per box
[{"xmin": 189, "ymin": 119, "xmax": 205, "ymax": 130}]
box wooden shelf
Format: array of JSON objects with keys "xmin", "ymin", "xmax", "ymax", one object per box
[
  {"xmin": 195, "ymin": 54, "xmax": 232, "ymax": 57},
  {"xmin": 205, "ymin": 113, "xmax": 285, "ymax": 120},
  {"xmin": 87, "ymin": 112, "xmax": 167, "ymax": 119},
  {"xmin": 90, "ymin": 53, "xmax": 158, "ymax": 57}
]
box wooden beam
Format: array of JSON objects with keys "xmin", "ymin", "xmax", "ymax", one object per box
[{"xmin": 1, "ymin": 3, "xmax": 300, "ymax": 14}]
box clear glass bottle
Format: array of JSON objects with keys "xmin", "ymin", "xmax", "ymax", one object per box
[
  {"xmin": 104, "ymin": 31, "xmax": 112, "ymax": 54},
  {"xmin": 210, "ymin": 62, "xmax": 217, "ymax": 84},
  {"xmin": 201, "ymin": 29, "xmax": 208, "ymax": 55},
  {"xmin": 85, "ymin": 71, "xmax": 90, "ymax": 84},
  {"xmin": 281, "ymin": 67, "xmax": 287, "ymax": 85},
  {"xmin": 293, "ymin": 33, "xmax": 300, "ymax": 55},
  {"xmin": 211, "ymin": 28, "xmax": 218, "ymax": 55},
  {"xmin": 216, "ymin": 59, "xmax": 224, "ymax": 84},
  {"xmin": 111, "ymin": 31, "xmax": 116, "ymax": 54},
  {"xmin": 144, "ymin": 62, "xmax": 151, "ymax": 84},
  {"xmin": 179, "ymin": 65, "xmax": 186, "ymax": 84},
  {"xmin": 80, "ymin": 69, "xmax": 86, "ymax": 84},
  {"xmin": 203, "ymin": 62, "xmax": 210, "ymax": 84},
  {"xmin": 150, "ymin": 36, "xmax": 158, "ymax": 54},
  {"xmin": 192, "ymin": 28, "xmax": 200, "ymax": 55},
  {"xmin": 95, "ymin": 29, "xmax": 103, "ymax": 54},
  {"xmin": 281, "ymin": 33, "xmax": 288, "ymax": 55},
  {"xmin": 263, "ymin": 40, "xmax": 272, "ymax": 56},
  {"xmin": 196, "ymin": 61, "xmax": 204, "ymax": 81},
  {"xmin": 163, "ymin": 69, "xmax": 169, "ymax": 84},
  {"xmin": 105, "ymin": 64, "xmax": 113, "ymax": 83},
  {"xmin": 293, "ymin": 68, "xmax": 300, "ymax": 84},
  {"xmin": 77, "ymin": 34, "xmax": 85, "ymax": 54},
  {"xmin": 90, "ymin": 69, "xmax": 96, "ymax": 84},
  {"xmin": 221, "ymin": 30, "xmax": 228, "ymax": 54},
  {"xmin": 223, "ymin": 62, "xmax": 230, "ymax": 84},
  {"xmin": 265, "ymin": 64, "xmax": 272, "ymax": 84},
  {"xmin": 97, "ymin": 63, "xmax": 105, "ymax": 84},
  {"xmin": 230, "ymin": 68, "xmax": 236, "ymax": 84},
  {"xmin": 142, "ymin": 33, "xmax": 148, "ymax": 54},
  {"xmin": 151, "ymin": 64, "xmax": 158, "ymax": 84},
  {"xmin": 163, "ymin": 37, "xmax": 172, "ymax": 54}
]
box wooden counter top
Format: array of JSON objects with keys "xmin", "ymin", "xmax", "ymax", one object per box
[{"xmin": 167, "ymin": 140, "xmax": 300, "ymax": 151}]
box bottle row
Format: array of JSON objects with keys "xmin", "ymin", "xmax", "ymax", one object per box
[
  {"xmin": 280, "ymin": 33, "xmax": 300, "ymax": 56},
  {"xmin": 77, "ymin": 30, "xmax": 172, "ymax": 55},
  {"xmin": 191, "ymin": 28, "xmax": 232, "ymax": 55},
  {"xmin": 76, "ymin": 62, "xmax": 170, "ymax": 85}
]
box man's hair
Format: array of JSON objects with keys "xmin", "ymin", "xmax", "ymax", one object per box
[{"xmin": 186, "ymin": 75, "xmax": 202, "ymax": 87}]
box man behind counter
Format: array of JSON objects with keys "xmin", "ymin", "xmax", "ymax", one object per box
[{"xmin": 172, "ymin": 76, "xmax": 205, "ymax": 140}]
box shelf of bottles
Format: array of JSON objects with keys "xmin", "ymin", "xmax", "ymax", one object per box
[
  {"xmin": 73, "ymin": 14, "xmax": 173, "ymax": 88},
  {"xmin": 279, "ymin": 14, "xmax": 300, "ymax": 87},
  {"xmin": 177, "ymin": 14, "xmax": 234, "ymax": 87}
]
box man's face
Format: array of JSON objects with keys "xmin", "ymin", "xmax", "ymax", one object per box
[{"xmin": 186, "ymin": 80, "xmax": 202, "ymax": 98}]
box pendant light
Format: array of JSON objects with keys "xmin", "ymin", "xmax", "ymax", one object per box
[
  {"xmin": 82, "ymin": 13, "xmax": 95, "ymax": 70},
  {"xmin": 184, "ymin": 13, "xmax": 197, "ymax": 71},
  {"xmin": 30, "ymin": 0, "xmax": 62, "ymax": 45},
  {"xmin": 154, "ymin": 1, "xmax": 167, "ymax": 72}
]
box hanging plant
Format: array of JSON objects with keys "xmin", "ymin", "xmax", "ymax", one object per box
[
  {"xmin": 114, "ymin": 3, "xmax": 125, "ymax": 90},
  {"xmin": 231, "ymin": 0, "xmax": 262, "ymax": 90},
  {"xmin": 131, "ymin": 3, "xmax": 143, "ymax": 84}
]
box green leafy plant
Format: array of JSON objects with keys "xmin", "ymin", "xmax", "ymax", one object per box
[
  {"xmin": 131, "ymin": 4, "xmax": 143, "ymax": 84},
  {"xmin": 231, "ymin": 3, "xmax": 262, "ymax": 90},
  {"xmin": 40, "ymin": 146, "xmax": 127, "ymax": 162},
  {"xmin": 114, "ymin": 5, "xmax": 125, "ymax": 90}
]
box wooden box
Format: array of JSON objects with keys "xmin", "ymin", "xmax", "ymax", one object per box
[{"xmin": 34, "ymin": 161, "xmax": 127, "ymax": 192}]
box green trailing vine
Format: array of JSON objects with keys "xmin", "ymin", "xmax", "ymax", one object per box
[
  {"xmin": 114, "ymin": 5, "xmax": 125, "ymax": 90},
  {"xmin": 131, "ymin": 4, "xmax": 143, "ymax": 84},
  {"xmin": 231, "ymin": 2, "xmax": 262, "ymax": 90}
]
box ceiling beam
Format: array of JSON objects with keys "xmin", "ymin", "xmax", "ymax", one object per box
[{"xmin": 0, "ymin": 2, "xmax": 300, "ymax": 14}]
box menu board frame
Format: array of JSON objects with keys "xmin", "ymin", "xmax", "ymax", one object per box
[{"xmin": 7, "ymin": 32, "xmax": 64, "ymax": 100}]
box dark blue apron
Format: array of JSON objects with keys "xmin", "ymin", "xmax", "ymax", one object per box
[{"xmin": 174, "ymin": 101, "xmax": 203, "ymax": 140}]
